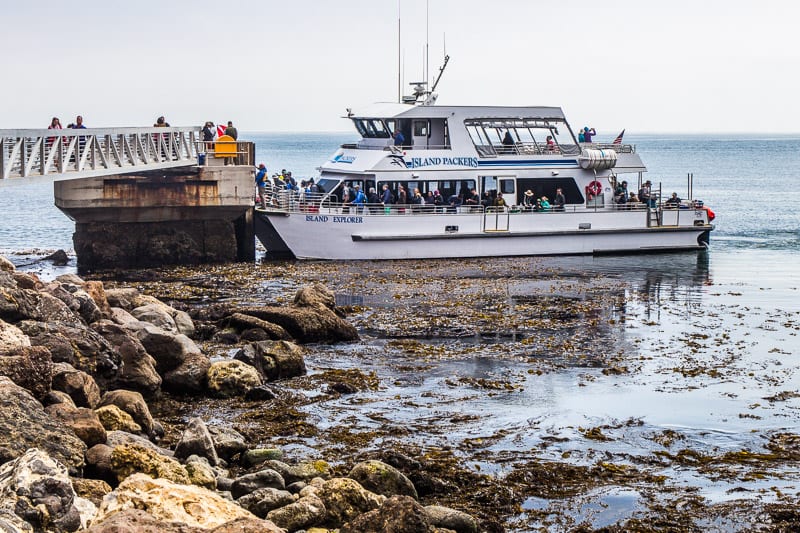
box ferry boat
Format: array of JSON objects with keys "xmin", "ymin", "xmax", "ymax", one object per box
[{"xmin": 255, "ymin": 84, "xmax": 714, "ymax": 260}]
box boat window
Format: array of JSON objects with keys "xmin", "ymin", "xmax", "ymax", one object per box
[
  {"xmin": 500, "ymin": 179, "xmax": 515, "ymax": 194},
  {"xmin": 515, "ymin": 177, "xmax": 584, "ymax": 203},
  {"xmin": 464, "ymin": 118, "xmax": 579, "ymax": 157},
  {"xmin": 413, "ymin": 120, "xmax": 428, "ymax": 137},
  {"xmin": 352, "ymin": 118, "xmax": 391, "ymax": 139}
]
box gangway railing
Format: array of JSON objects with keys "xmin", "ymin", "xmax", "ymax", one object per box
[{"xmin": 0, "ymin": 127, "xmax": 201, "ymax": 181}]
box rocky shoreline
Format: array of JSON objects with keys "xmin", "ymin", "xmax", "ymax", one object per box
[{"xmin": 0, "ymin": 254, "xmax": 479, "ymax": 533}]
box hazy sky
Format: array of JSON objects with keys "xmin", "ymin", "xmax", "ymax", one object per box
[{"xmin": 2, "ymin": 0, "xmax": 798, "ymax": 134}]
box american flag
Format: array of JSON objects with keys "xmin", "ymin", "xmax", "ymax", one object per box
[{"xmin": 612, "ymin": 129, "xmax": 625, "ymax": 145}]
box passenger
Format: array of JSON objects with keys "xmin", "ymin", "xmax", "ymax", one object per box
[
  {"xmin": 578, "ymin": 129, "xmax": 585, "ymax": 143},
  {"xmin": 425, "ymin": 190, "xmax": 435, "ymax": 211},
  {"xmin": 393, "ymin": 129, "xmax": 405, "ymax": 146},
  {"xmin": 410, "ymin": 188, "xmax": 425, "ymax": 213},
  {"xmin": 340, "ymin": 182, "xmax": 352, "ymax": 210},
  {"xmin": 202, "ymin": 121, "xmax": 215, "ymax": 143},
  {"xmin": 481, "ymin": 192, "xmax": 493, "ymax": 209},
  {"xmin": 628, "ymin": 192, "xmax": 640, "ymax": 204},
  {"xmin": 583, "ymin": 126, "xmax": 596, "ymax": 143},
  {"xmin": 350, "ymin": 184, "xmax": 366, "ymax": 214},
  {"xmin": 493, "ymin": 192, "xmax": 507, "ymax": 208},
  {"xmin": 298, "ymin": 180, "xmax": 307, "ymax": 210},
  {"xmin": 546, "ymin": 135, "xmax": 555, "ymax": 152},
  {"xmin": 154, "ymin": 116, "xmax": 169, "ymax": 127},
  {"xmin": 284, "ymin": 171, "xmax": 296, "ymax": 189},
  {"xmin": 553, "ymin": 188, "xmax": 566, "ymax": 211},
  {"xmin": 381, "ymin": 184, "xmax": 394, "ymax": 213},
  {"xmin": 255, "ymin": 163, "xmax": 268, "ymax": 209},
  {"xmin": 664, "ymin": 192, "xmax": 681, "ymax": 208},
  {"xmin": 539, "ymin": 196, "xmax": 551, "ymax": 210},
  {"xmin": 225, "ymin": 121, "xmax": 238, "ymax": 140},
  {"xmin": 638, "ymin": 180, "xmax": 654, "ymax": 207},
  {"xmin": 502, "ymin": 130, "xmax": 515, "ymax": 153},
  {"xmin": 534, "ymin": 198, "xmax": 543, "ymax": 212},
  {"xmin": 447, "ymin": 193, "xmax": 462, "ymax": 213},
  {"xmin": 432, "ymin": 190, "xmax": 444, "ymax": 212},
  {"xmin": 614, "ymin": 180, "xmax": 629, "ymax": 205},
  {"xmin": 397, "ymin": 184, "xmax": 408, "ymax": 213},
  {"xmin": 47, "ymin": 117, "xmax": 62, "ymax": 153},
  {"xmin": 523, "ymin": 190, "xmax": 535, "ymax": 211},
  {"xmin": 464, "ymin": 188, "xmax": 480, "ymax": 209},
  {"xmin": 367, "ymin": 187, "xmax": 382, "ymax": 214}
]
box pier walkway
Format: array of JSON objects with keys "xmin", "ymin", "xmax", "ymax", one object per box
[{"xmin": 0, "ymin": 127, "xmax": 201, "ymax": 182}]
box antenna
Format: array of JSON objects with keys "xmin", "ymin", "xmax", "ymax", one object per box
[
  {"xmin": 397, "ymin": 0, "xmax": 401, "ymax": 103},
  {"xmin": 425, "ymin": 0, "xmax": 430, "ymax": 87}
]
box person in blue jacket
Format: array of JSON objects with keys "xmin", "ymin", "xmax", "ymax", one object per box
[{"xmin": 255, "ymin": 163, "xmax": 268, "ymax": 209}]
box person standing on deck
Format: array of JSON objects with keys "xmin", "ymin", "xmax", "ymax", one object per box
[
  {"xmin": 393, "ymin": 129, "xmax": 405, "ymax": 146},
  {"xmin": 255, "ymin": 163, "xmax": 268, "ymax": 209},
  {"xmin": 583, "ymin": 126, "xmax": 596, "ymax": 143},
  {"xmin": 553, "ymin": 188, "xmax": 566, "ymax": 211},
  {"xmin": 224, "ymin": 121, "xmax": 238, "ymax": 140}
]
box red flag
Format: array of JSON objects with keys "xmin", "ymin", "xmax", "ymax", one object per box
[
  {"xmin": 612, "ymin": 129, "xmax": 625, "ymax": 145},
  {"xmin": 217, "ymin": 124, "xmax": 227, "ymax": 137}
]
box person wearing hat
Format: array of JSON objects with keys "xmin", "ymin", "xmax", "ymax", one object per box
[
  {"xmin": 255, "ymin": 163, "xmax": 268, "ymax": 209},
  {"xmin": 638, "ymin": 180, "xmax": 654, "ymax": 208},
  {"xmin": 583, "ymin": 126, "xmax": 596, "ymax": 143},
  {"xmin": 523, "ymin": 189, "xmax": 535, "ymax": 211}
]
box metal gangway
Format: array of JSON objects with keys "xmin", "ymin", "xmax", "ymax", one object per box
[{"xmin": 0, "ymin": 127, "xmax": 201, "ymax": 182}]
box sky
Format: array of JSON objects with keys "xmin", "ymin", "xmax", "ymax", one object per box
[{"xmin": 2, "ymin": 0, "xmax": 799, "ymax": 134}]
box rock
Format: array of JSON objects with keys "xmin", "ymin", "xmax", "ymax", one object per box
[
  {"xmin": 266, "ymin": 493, "xmax": 326, "ymax": 531},
  {"xmin": 265, "ymin": 460, "xmax": 332, "ymax": 485},
  {"xmin": 348, "ymin": 460, "xmax": 418, "ymax": 499},
  {"xmin": 286, "ymin": 481, "xmax": 307, "ymax": 494},
  {"xmin": 131, "ymin": 303, "xmax": 178, "ymax": 332},
  {"xmin": 316, "ymin": 477, "xmax": 385, "ymax": 525},
  {"xmin": 106, "ymin": 431, "xmax": 171, "ymax": 456},
  {"xmin": 46, "ymin": 390, "xmax": 77, "ymax": 409},
  {"xmin": 109, "ymin": 444, "xmax": 189, "ymax": 484},
  {"xmin": 23, "ymin": 292, "xmax": 85, "ymax": 328},
  {"xmin": 0, "ymin": 509, "xmax": 33, "ymax": 532},
  {"xmin": 83, "ymin": 281, "xmax": 112, "ymax": 318},
  {"xmin": 293, "ymin": 283, "xmax": 337, "ymax": 311},
  {"xmin": 82, "ymin": 508, "xmax": 202, "ymax": 533},
  {"xmin": 71, "ymin": 478, "xmax": 112, "ymax": 507},
  {"xmin": 236, "ymin": 487, "xmax": 295, "ymax": 518},
  {"xmin": 85, "ymin": 444, "xmax": 114, "ymax": 484},
  {"xmin": 98, "ymin": 389, "xmax": 156, "ymax": 437},
  {"xmin": 0, "ymin": 256, "xmax": 14, "ymax": 273},
  {"xmin": 93, "ymin": 473, "xmax": 257, "ymax": 529},
  {"xmin": 0, "ymin": 377, "xmax": 86, "ymax": 470},
  {"xmin": 231, "ymin": 469, "xmax": 285, "ymax": 499},
  {"xmin": 234, "ymin": 340, "xmax": 306, "ymax": 382},
  {"xmin": 0, "ymin": 345, "xmax": 53, "ymax": 401},
  {"xmin": 132, "ymin": 323, "xmax": 200, "ymax": 374},
  {"xmin": 0, "ymin": 448, "xmax": 95, "ymax": 533},
  {"xmin": 92, "ymin": 321, "xmax": 161, "ymax": 396},
  {"xmin": 174, "ymin": 417, "xmax": 219, "ymax": 466},
  {"xmin": 208, "ymin": 426, "xmax": 248, "ymax": 462},
  {"xmin": 241, "ymin": 448, "xmax": 283, "ymax": 467},
  {"xmin": 206, "ymin": 360, "xmax": 262, "ymax": 398},
  {"xmin": 72, "ymin": 289, "xmax": 104, "ymax": 325},
  {"xmin": 45, "ymin": 403, "xmax": 107, "ymax": 447},
  {"xmin": 0, "ymin": 318, "xmax": 30, "ymax": 353},
  {"xmin": 244, "ymin": 384, "xmax": 276, "ymax": 401},
  {"xmin": 12, "ymin": 272, "xmax": 41, "ymax": 291},
  {"xmin": 424, "ymin": 505, "xmax": 479, "ymax": 533},
  {"xmin": 19, "ymin": 321, "xmax": 120, "ymax": 389},
  {"xmin": 94, "ymin": 404, "xmax": 142, "ymax": 433},
  {"xmin": 163, "ymin": 352, "xmax": 211, "ymax": 393},
  {"xmin": 234, "ymin": 302, "xmax": 359, "ymax": 344},
  {"xmin": 340, "ymin": 495, "xmax": 432, "ymax": 533},
  {"xmin": 222, "ymin": 313, "xmax": 290, "ymax": 341},
  {"xmin": 209, "ymin": 517, "xmax": 285, "ymax": 533},
  {"xmin": 103, "ymin": 288, "xmax": 141, "ymax": 311},
  {"xmin": 51, "ymin": 363, "xmax": 101, "ymax": 408},
  {"xmin": 45, "ymin": 249, "xmax": 70, "ymax": 266},
  {"xmin": 185, "ymin": 456, "xmax": 217, "ymax": 489}
]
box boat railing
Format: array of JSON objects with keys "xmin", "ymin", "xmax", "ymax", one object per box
[
  {"xmin": 339, "ymin": 143, "xmax": 453, "ymax": 151},
  {"xmin": 474, "ymin": 142, "xmax": 582, "ymax": 157},
  {"xmin": 588, "ymin": 142, "xmax": 636, "ymax": 154}
]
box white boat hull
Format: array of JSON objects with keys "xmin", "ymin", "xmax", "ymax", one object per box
[{"xmin": 255, "ymin": 207, "xmax": 711, "ymax": 260}]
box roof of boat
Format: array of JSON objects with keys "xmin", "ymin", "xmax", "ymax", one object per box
[{"xmin": 347, "ymin": 103, "xmax": 568, "ymax": 120}]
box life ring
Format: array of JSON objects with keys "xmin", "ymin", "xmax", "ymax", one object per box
[
  {"xmin": 704, "ymin": 207, "xmax": 716, "ymax": 222},
  {"xmin": 586, "ymin": 180, "xmax": 602, "ymax": 197}
]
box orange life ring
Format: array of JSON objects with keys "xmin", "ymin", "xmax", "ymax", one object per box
[{"xmin": 586, "ymin": 180, "xmax": 602, "ymax": 197}]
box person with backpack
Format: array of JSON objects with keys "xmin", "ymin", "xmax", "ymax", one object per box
[
  {"xmin": 350, "ymin": 184, "xmax": 366, "ymax": 214},
  {"xmin": 255, "ymin": 163, "xmax": 268, "ymax": 209}
]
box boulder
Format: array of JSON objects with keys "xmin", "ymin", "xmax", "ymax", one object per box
[
  {"xmin": 109, "ymin": 444, "xmax": 189, "ymax": 484},
  {"xmin": 44, "ymin": 249, "xmax": 69, "ymax": 266},
  {"xmin": 92, "ymin": 321, "xmax": 161, "ymax": 396},
  {"xmin": 236, "ymin": 487, "xmax": 295, "ymax": 518},
  {"xmin": 108, "ymin": 307, "xmax": 139, "ymax": 327},
  {"xmin": 208, "ymin": 426, "xmax": 248, "ymax": 462},
  {"xmin": 266, "ymin": 493, "xmax": 326, "ymax": 531},
  {"xmin": 131, "ymin": 303, "xmax": 178, "ymax": 332},
  {"xmin": 51, "ymin": 363, "xmax": 102, "ymax": 408},
  {"xmin": 163, "ymin": 352, "xmax": 211, "ymax": 394},
  {"xmin": 93, "ymin": 473, "xmax": 257, "ymax": 529},
  {"xmin": 293, "ymin": 283, "xmax": 337, "ymax": 311},
  {"xmin": 94, "ymin": 404, "xmax": 142, "ymax": 433},
  {"xmin": 234, "ymin": 340, "xmax": 306, "ymax": 382},
  {"xmin": 0, "ymin": 345, "xmax": 53, "ymax": 401},
  {"xmin": 83, "ymin": 281, "xmax": 112, "ymax": 318},
  {"xmin": 174, "ymin": 417, "xmax": 219, "ymax": 466},
  {"xmin": 315, "ymin": 477, "xmax": 385, "ymax": 525},
  {"xmin": 82, "ymin": 508, "xmax": 202, "ymax": 533},
  {"xmin": 45, "ymin": 390, "xmax": 77, "ymax": 409},
  {"xmin": 12, "ymin": 272, "xmax": 42, "ymax": 291},
  {"xmin": 424, "ymin": 505, "xmax": 479, "ymax": 533},
  {"xmin": 0, "ymin": 318, "xmax": 30, "ymax": 353},
  {"xmin": 241, "ymin": 449, "xmax": 283, "ymax": 467},
  {"xmin": 234, "ymin": 304, "xmax": 358, "ymax": 344},
  {"xmin": 206, "ymin": 360, "xmax": 262, "ymax": 398},
  {"xmin": 340, "ymin": 495, "xmax": 432, "ymax": 533},
  {"xmin": 45, "ymin": 403, "xmax": 107, "ymax": 447},
  {"xmin": 0, "ymin": 256, "xmax": 14, "ymax": 273},
  {"xmin": 103, "ymin": 288, "xmax": 141, "ymax": 311},
  {"xmin": 209, "ymin": 517, "xmax": 285, "ymax": 533},
  {"xmin": 72, "ymin": 289, "xmax": 104, "ymax": 325},
  {"xmin": 222, "ymin": 313, "xmax": 290, "ymax": 341},
  {"xmin": 265, "ymin": 460, "xmax": 332, "ymax": 485},
  {"xmin": 106, "ymin": 431, "xmax": 171, "ymax": 456},
  {"xmin": 230, "ymin": 469, "xmax": 285, "ymax": 499},
  {"xmin": 131, "ymin": 323, "xmax": 200, "ymax": 374},
  {"xmin": 85, "ymin": 444, "xmax": 115, "ymax": 484},
  {"xmin": 184, "ymin": 456, "xmax": 217, "ymax": 489},
  {"xmin": 0, "ymin": 449, "xmax": 96, "ymax": 533},
  {"xmin": 348, "ymin": 460, "xmax": 418, "ymax": 499},
  {"xmin": 0, "ymin": 377, "xmax": 86, "ymax": 471},
  {"xmin": 71, "ymin": 478, "xmax": 112, "ymax": 508},
  {"xmin": 0, "ymin": 509, "xmax": 33, "ymax": 533},
  {"xmin": 98, "ymin": 390, "xmax": 156, "ymax": 437},
  {"xmin": 19, "ymin": 321, "xmax": 120, "ymax": 389}
]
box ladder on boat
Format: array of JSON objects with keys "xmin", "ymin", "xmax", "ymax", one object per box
[
  {"xmin": 647, "ymin": 207, "xmax": 662, "ymax": 227},
  {"xmin": 483, "ymin": 207, "xmax": 510, "ymax": 232}
]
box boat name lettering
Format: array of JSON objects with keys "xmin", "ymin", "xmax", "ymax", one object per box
[
  {"xmin": 305, "ymin": 215, "xmax": 363, "ymax": 224},
  {"xmin": 408, "ymin": 156, "xmax": 478, "ymax": 168},
  {"xmin": 331, "ymin": 153, "xmax": 356, "ymax": 164}
]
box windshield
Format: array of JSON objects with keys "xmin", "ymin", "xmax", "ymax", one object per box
[{"xmin": 353, "ymin": 118, "xmax": 391, "ymax": 139}]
